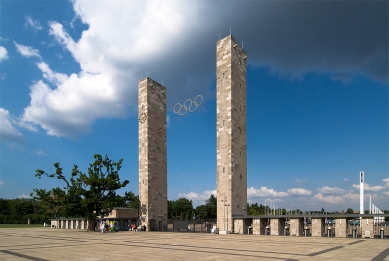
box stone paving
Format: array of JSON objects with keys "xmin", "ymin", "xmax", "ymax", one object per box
[{"xmin": 0, "ymin": 228, "xmax": 388, "ymax": 261}]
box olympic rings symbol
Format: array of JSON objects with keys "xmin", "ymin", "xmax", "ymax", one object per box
[
  {"xmin": 173, "ymin": 95, "xmax": 203, "ymax": 116},
  {"xmin": 139, "ymin": 113, "xmax": 147, "ymax": 123}
]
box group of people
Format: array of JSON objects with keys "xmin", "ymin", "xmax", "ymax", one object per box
[
  {"xmin": 99, "ymin": 221, "xmax": 146, "ymax": 233},
  {"xmin": 100, "ymin": 221, "xmax": 109, "ymax": 233}
]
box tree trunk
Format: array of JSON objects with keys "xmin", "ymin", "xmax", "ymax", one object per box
[{"xmin": 87, "ymin": 217, "xmax": 96, "ymax": 231}]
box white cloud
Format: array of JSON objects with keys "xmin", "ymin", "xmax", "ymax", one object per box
[
  {"xmin": 314, "ymin": 193, "xmax": 345, "ymax": 204},
  {"xmin": 317, "ymin": 186, "xmax": 347, "ymax": 194},
  {"xmin": 383, "ymin": 178, "xmax": 389, "ymax": 187},
  {"xmin": 25, "ymin": 15, "xmax": 43, "ymax": 31},
  {"xmin": 32, "ymin": 150, "xmax": 46, "ymax": 156},
  {"xmin": 0, "ymin": 181, "xmax": 4, "ymax": 186},
  {"xmin": 14, "ymin": 42, "xmax": 41, "ymax": 58},
  {"xmin": 178, "ymin": 189, "xmax": 216, "ymax": 201},
  {"xmin": 247, "ymin": 186, "xmax": 288, "ymax": 198},
  {"xmin": 343, "ymin": 178, "xmax": 348, "ymax": 182},
  {"xmin": 294, "ymin": 179, "xmax": 308, "ymax": 185},
  {"xmin": 18, "ymin": 194, "xmax": 31, "ymax": 199},
  {"xmin": 19, "ymin": 1, "xmax": 200, "ymax": 139},
  {"xmin": 178, "ymin": 192, "xmax": 200, "ymax": 200},
  {"xmin": 287, "ymin": 188, "xmax": 311, "ymax": 196},
  {"xmin": 352, "ymin": 183, "xmax": 385, "ymax": 192},
  {"xmin": 0, "ymin": 46, "xmax": 8, "ymax": 62},
  {"xmin": 384, "ymin": 191, "xmax": 389, "ymax": 196},
  {"xmin": 37, "ymin": 62, "xmax": 69, "ymax": 85},
  {"xmin": 0, "ymin": 108, "xmax": 24, "ymax": 143}
]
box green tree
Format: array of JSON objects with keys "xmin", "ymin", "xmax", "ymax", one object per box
[
  {"xmin": 31, "ymin": 187, "xmax": 66, "ymax": 218},
  {"xmin": 169, "ymin": 198, "xmax": 193, "ymax": 220},
  {"xmin": 125, "ymin": 191, "xmax": 139, "ymax": 209},
  {"xmin": 346, "ymin": 208, "xmax": 354, "ymax": 214},
  {"xmin": 247, "ymin": 203, "xmax": 260, "ymax": 215},
  {"xmin": 205, "ymin": 194, "xmax": 217, "ymax": 218},
  {"xmin": 32, "ymin": 154, "xmax": 130, "ymax": 231},
  {"xmin": 8, "ymin": 199, "xmax": 34, "ymax": 216},
  {"xmin": 195, "ymin": 205, "xmax": 209, "ymax": 219},
  {"xmin": 194, "ymin": 194, "xmax": 217, "ymax": 219},
  {"xmin": 0, "ymin": 199, "xmax": 9, "ymax": 215}
]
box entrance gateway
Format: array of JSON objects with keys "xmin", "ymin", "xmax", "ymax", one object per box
[{"xmin": 138, "ymin": 35, "xmax": 248, "ymax": 233}]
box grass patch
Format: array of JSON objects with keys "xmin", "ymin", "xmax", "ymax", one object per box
[{"xmin": 0, "ymin": 224, "xmax": 49, "ymax": 228}]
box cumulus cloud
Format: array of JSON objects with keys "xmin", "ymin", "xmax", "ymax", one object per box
[
  {"xmin": 25, "ymin": 15, "xmax": 43, "ymax": 31},
  {"xmin": 314, "ymin": 193, "xmax": 345, "ymax": 204},
  {"xmin": 20, "ymin": 69, "xmax": 126, "ymax": 138},
  {"xmin": 0, "ymin": 46, "xmax": 8, "ymax": 62},
  {"xmin": 14, "ymin": 42, "xmax": 41, "ymax": 58},
  {"xmin": 383, "ymin": 178, "xmax": 389, "ymax": 187},
  {"xmin": 317, "ymin": 186, "xmax": 347, "ymax": 195},
  {"xmin": 314, "ymin": 192, "xmax": 360, "ymax": 205},
  {"xmin": 19, "ymin": 0, "xmax": 388, "ymax": 139},
  {"xmin": 247, "ymin": 186, "xmax": 288, "ymax": 198},
  {"xmin": 19, "ymin": 1, "xmax": 203, "ymax": 139},
  {"xmin": 384, "ymin": 191, "xmax": 389, "ymax": 196},
  {"xmin": 0, "ymin": 108, "xmax": 24, "ymax": 143},
  {"xmin": 352, "ymin": 183, "xmax": 385, "ymax": 192},
  {"xmin": 178, "ymin": 189, "xmax": 216, "ymax": 201},
  {"xmin": 287, "ymin": 188, "xmax": 311, "ymax": 196}
]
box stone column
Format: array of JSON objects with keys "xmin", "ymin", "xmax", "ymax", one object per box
[
  {"xmin": 361, "ymin": 217, "xmax": 374, "ymax": 238},
  {"xmin": 216, "ymin": 35, "xmax": 247, "ymax": 233},
  {"xmin": 270, "ymin": 219, "xmax": 280, "ymax": 235},
  {"xmin": 138, "ymin": 77, "xmax": 167, "ymax": 231},
  {"xmin": 335, "ymin": 218, "xmax": 347, "ymax": 237},
  {"xmin": 311, "ymin": 217, "xmax": 325, "ymax": 237},
  {"xmin": 290, "ymin": 218, "xmax": 303, "ymax": 236}
]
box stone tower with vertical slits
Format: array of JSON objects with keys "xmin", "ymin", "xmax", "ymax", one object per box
[
  {"xmin": 216, "ymin": 35, "xmax": 247, "ymax": 233},
  {"xmin": 138, "ymin": 77, "xmax": 167, "ymax": 231}
]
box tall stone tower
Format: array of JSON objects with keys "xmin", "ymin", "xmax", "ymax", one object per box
[
  {"xmin": 216, "ymin": 35, "xmax": 247, "ymax": 233},
  {"xmin": 138, "ymin": 77, "xmax": 167, "ymax": 231}
]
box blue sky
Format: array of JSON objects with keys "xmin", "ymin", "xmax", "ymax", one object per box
[{"xmin": 0, "ymin": 0, "xmax": 388, "ymax": 212}]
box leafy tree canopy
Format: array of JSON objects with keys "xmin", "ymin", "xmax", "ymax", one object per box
[{"xmin": 31, "ymin": 154, "xmax": 130, "ymax": 231}]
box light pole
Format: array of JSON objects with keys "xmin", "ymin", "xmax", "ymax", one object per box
[
  {"xmin": 221, "ymin": 198, "xmax": 227, "ymax": 231},
  {"xmin": 225, "ymin": 203, "xmax": 230, "ymax": 233}
]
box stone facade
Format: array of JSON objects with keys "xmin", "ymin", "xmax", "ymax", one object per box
[
  {"xmin": 335, "ymin": 218, "xmax": 347, "ymax": 237},
  {"xmin": 138, "ymin": 77, "xmax": 167, "ymax": 231},
  {"xmin": 216, "ymin": 35, "xmax": 247, "ymax": 233},
  {"xmin": 361, "ymin": 217, "xmax": 374, "ymax": 238},
  {"xmin": 107, "ymin": 208, "xmax": 138, "ymax": 219},
  {"xmin": 290, "ymin": 218, "xmax": 304, "ymax": 236},
  {"xmin": 311, "ymin": 217, "xmax": 325, "ymax": 237}
]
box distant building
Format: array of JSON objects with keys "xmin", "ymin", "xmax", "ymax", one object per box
[{"xmin": 50, "ymin": 208, "xmax": 138, "ymax": 231}]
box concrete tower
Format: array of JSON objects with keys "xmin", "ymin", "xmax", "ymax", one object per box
[
  {"xmin": 138, "ymin": 77, "xmax": 167, "ymax": 231},
  {"xmin": 216, "ymin": 35, "xmax": 247, "ymax": 233}
]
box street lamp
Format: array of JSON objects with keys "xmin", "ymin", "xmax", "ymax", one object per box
[
  {"xmin": 221, "ymin": 198, "xmax": 227, "ymax": 231},
  {"xmin": 225, "ymin": 203, "xmax": 230, "ymax": 233}
]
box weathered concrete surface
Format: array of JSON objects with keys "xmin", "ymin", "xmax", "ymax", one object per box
[
  {"xmin": 138, "ymin": 77, "xmax": 167, "ymax": 231},
  {"xmin": 1, "ymin": 228, "xmax": 388, "ymax": 261},
  {"xmin": 216, "ymin": 35, "xmax": 247, "ymax": 234}
]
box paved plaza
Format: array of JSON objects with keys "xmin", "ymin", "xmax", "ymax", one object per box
[{"xmin": 0, "ymin": 228, "xmax": 388, "ymax": 261}]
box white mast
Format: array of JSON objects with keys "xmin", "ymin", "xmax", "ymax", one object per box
[
  {"xmin": 369, "ymin": 195, "xmax": 372, "ymax": 214},
  {"xmin": 360, "ymin": 171, "xmax": 364, "ymax": 215}
]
